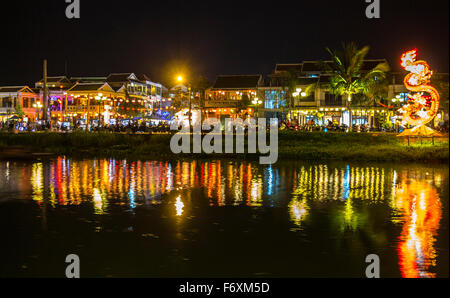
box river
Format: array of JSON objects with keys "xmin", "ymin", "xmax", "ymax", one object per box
[{"xmin": 0, "ymin": 158, "xmax": 448, "ymax": 277}]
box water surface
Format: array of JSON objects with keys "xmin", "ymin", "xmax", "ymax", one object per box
[{"xmin": 0, "ymin": 158, "xmax": 448, "ymax": 277}]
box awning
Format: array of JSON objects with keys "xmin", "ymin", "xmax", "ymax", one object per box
[{"xmin": 397, "ymin": 125, "xmax": 445, "ymax": 137}]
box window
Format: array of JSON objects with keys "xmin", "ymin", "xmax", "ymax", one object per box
[
  {"xmin": 264, "ymin": 90, "xmax": 286, "ymax": 109},
  {"xmin": 324, "ymin": 92, "xmax": 342, "ymax": 106},
  {"xmin": 23, "ymin": 97, "xmax": 29, "ymax": 108}
]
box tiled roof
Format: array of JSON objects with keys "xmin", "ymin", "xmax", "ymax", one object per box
[
  {"xmin": 300, "ymin": 59, "xmax": 389, "ymax": 73},
  {"xmin": 70, "ymin": 77, "xmax": 107, "ymax": 83},
  {"xmin": 106, "ymin": 73, "xmax": 134, "ymax": 83},
  {"xmin": 36, "ymin": 76, "xmax": 71, "ymax": 84},
  {"xmin": 212, "ymin": 75, "xmax": 262, "ymax": 89},
  {"xmin": 136, "ymin": 74, "xmax": 151, "ymax": 82},
  {"xmin": 68, "ymin": 83, "xmax": 106, "ymax": 92},
  {"xmin": 0, "ymin": 86, "xmax": 34, "ymax": 93},
  {"xmin": 275, "ymin": 64, "xmax": 302, "ymax": 73},
  {"xmin": 109, "ymin": 83, "xmax": 126, "ymax": 92},
  {"xmin": 301, "ymin": 61, "xmax": 332, "ymax": 72}
]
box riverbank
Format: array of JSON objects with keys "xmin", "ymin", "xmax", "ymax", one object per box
[{"xmin": 0, "ymin": 131, "xmax": 448, "ymax": 162}]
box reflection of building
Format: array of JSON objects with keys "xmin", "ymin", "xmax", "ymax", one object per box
[{"xmin": 205, "ymin": 75, "xmax": 263, "ymax": 119}]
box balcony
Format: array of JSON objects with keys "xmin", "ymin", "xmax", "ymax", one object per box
[
  {"xmin": 0, "ymin": 107, "xmax": 14, "ymax": 114},
  {"xmin": 204, "ymin": 100, "xmax": 240, "ymax": 108}
]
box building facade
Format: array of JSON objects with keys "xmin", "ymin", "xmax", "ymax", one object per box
[
  {"xmin": 0, "ymin": 86, "xmax": 40, "ymax": 122},
  {"xmin": 205, "ymin": 75, "xmax": 264, "ymax": 119}
]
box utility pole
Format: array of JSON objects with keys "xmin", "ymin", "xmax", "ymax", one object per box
[
  {"xmin": 43, "ymin": 59, "xmax": 48, "ymax": 122},
  {"xmin": 188, "ymin": 85, "xmax": 192, "ymax": 127},
  {"xmin": 86, "ymin": 93, "xmax": 90, "ymax": 131}
]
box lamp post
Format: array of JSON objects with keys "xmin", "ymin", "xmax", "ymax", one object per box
[
  {"xmin": 95, "ymin": 93, "xmax": 103, "ymax": 126},
  {"xmin": 251, "ymin": 97, "xmax": 262, "ymax": 117},
  {"xmin": 63, "ymin": 92, "xmax": 68, "ymax": 122},
  {"xmin": 292, "ymin": 88, "xmax": 306, "ymax": 124},
  {"xmin": 177, "ymin": 76, "xmax": 192, "ymax": 127},
  {"xmin": 33, "ymin": 101, "xmax": 43, "ymax": 122}
]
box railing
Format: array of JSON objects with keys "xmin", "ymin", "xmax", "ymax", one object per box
[
  {"xmin": 66, "ymin": 105, "xmax": 103, "ymax": 112},
  {"xmin": 204, "ymin": 100, "xmax": 240, "ymax": 108}
]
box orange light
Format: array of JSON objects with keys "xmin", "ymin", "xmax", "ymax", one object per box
[{"xmin": 399, "ymin": 49, "xmax": 440, "ymax": 126}]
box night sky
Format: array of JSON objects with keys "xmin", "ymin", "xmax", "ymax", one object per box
[{"xmin": 1, "ymin": 0, "xmax": 448, "ymax": 87}]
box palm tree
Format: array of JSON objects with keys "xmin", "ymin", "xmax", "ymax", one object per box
[
  {"xmin": 325, "ymin": 42, "xmax": 390, "ymax": 127},
  {"xmin": 326, "ymin": 43, "xmax": 389, "ymax": 103},
  {"xmin": 280, "ymin": 69, "xmax": 298, "ymax": 120}
]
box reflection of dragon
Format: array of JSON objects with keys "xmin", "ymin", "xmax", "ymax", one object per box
[{"xmin": 399, "ymin": 49, "xmax": 440, "ymax": 126}]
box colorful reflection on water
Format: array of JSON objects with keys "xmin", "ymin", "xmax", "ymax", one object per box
[
  {"xmin": 393, "ymin": 173, "xmax": 442, "ymax": 278},
  {"xmin": 0, "ymin": 158, "xmax": 447, "ymax": 277}
]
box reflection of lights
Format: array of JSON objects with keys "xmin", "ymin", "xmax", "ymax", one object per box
[
  {"xmin": 342, "ymin": 165, "xmax": 350, "ymax": 200},
  {"xmin": 393, "ymin": 178, "xmax": 442, "ymax": 278},
  {"xmin": 31, "ymin": 162, "xmax": 44, "ymax": 203},
  {"xmin": 250, "ymin": 177, "xmax": 263, "ymax": 206},
  {"xmin": 343, "ymin": 198, "xmax": 355, "ymax": 226},
  {"xmin": 175, "ymin": 196, "xmax": 184, "ymax": 216},
  {"xmin": 289, "ymin": 199, "xmax": 308, "ymax": 227},
  {"xmin": 93, "ymin": 188, "xmax": 105, "ymax": 214}
]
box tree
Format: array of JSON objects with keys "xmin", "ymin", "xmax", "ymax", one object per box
[
  {"xmin": 15, "ymin": 105, "xmax": 25, "ymax": 118},
  {"xmin": 239, "ymin": 93, "xmax": 251, "ymax": 109},
  {"xmin": 280, "ymin": 69, "xmax": 298, "ymax": 119},
  {"xmin": 325, "ymin": 42, "xmax": 390, "ymax": 105}
]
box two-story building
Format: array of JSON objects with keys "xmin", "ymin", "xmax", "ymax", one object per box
[
  {"xmin": 205, "ymin": 74, "xmax": 264, "ymax": 120},
  {"xmin": 34, "ymin": 76, "xmax": 76, "ymax": 120},
  {"xmin": 264, "ymin": 60, "xmax": 394, "ymax": 127},
  {"xmin": 0, "ymin": 86, "xmax": 40, "ymax": 122}
]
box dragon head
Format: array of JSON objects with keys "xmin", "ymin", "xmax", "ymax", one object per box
[{"xmin": 401, "ymin": 49, "xmax": 417, "ymax": 69}]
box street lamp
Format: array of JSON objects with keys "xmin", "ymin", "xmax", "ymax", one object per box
[
  {"xmin": 33, "ymin": 101, "xmax": 43, "ymax": 121},
  {"xmin": 176, "ymin": 75, "xmax": 192, "ymax": 127},
  {"xmin": 251, "ymin": 97, "xmax": 262, "ymax": 117}
]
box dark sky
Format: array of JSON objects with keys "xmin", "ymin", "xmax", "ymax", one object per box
[{"xmin": 1, "ymin": 0, "xmax": 448, "ymax": 87}]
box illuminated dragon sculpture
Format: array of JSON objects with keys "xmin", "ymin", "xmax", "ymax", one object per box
[{"xmin": 398, "ymin": 49, "xmax": 440, "ymax": 127}]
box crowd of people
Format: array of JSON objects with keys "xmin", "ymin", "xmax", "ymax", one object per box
[
  {"xmin": 0, "ymin": 119, "xmax": 172, "ymax": 133},
  {"xmin": 1, "ymin": 118, "xmax": 449, "ymax": 134},
  {"xmin": 280, "ymin": 119, "xmax": 450, "ymax": 133}
]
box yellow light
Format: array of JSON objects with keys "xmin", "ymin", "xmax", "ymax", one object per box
[
  {"xmin": 177, "ymin": 76, "xmax": 183, "ymax": 82},
  {"xmin": 175, "ymin": 196, "xmax": 184, "ymax": 216},
  {"xmin": 399, "ymin": 49, "xmax": 440, "ymax": 127}
]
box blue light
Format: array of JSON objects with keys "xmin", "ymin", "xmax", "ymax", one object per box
[{"xmin": 342, "ymin": 165, "xmax": 350, "ymax": 200}]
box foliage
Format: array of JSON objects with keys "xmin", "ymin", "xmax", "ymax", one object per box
[
  {"xmin": 239, "ymin": 93, "xmax": 251, "ymax": 109},
  {"xmin": 14, "ymin": 105, "xmax": 25, "ymax": 118},
  {"xmin": 325, "ymin": 42, "xmax": 390, "ymax": 104},
  {"xmin": 1, "ymin": 131, "xmax": 447, "ymax": 162}
]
